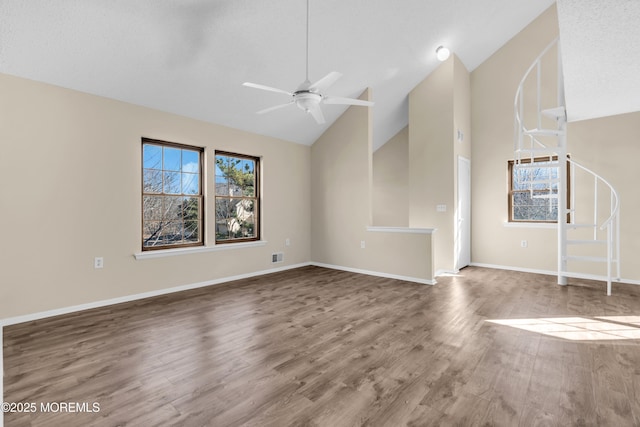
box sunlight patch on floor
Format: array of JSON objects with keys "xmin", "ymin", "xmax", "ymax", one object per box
[
  {"xmin": 437, "ymin": 272, "xmax": 465, "ymax": 277},
  {"xmin": 486, "ymin": 316, "xmax": 640, "ymax": 341}
]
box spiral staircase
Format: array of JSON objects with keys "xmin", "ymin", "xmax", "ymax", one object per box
[{"xmin": 513, "ymin": 37, "xmax": 620, "ymax": 295}]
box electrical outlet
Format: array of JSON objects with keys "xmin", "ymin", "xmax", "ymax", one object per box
[
  {"xmin": 285, "ymin": 238, "xmax": 290, "ymax": 246},
  {"xmin": 94, "ymin": 257, "xmax": 104, "ymax": 269},
  {"xmin": 436, "ymin": 204, "xmax": 447, "ymax": 212},
  {"xmin": 521, "ymin": 240, "xmax": 528, "ymax": 248},
  {"xmin": 360, "ymin": 240, "xmax": 366, "ymax": 249}
]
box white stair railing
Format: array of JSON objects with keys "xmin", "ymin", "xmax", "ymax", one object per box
[
  {"xmin": 514, "ymin": 37, "xmax": 561, "ymax": 158},
  {"xmin": 566, "ymin": 159, "xmax": 620, "ymax": 295},
  {"xmin": 513, "ymin": 38, "xmax": 621, "ymax": 295}
]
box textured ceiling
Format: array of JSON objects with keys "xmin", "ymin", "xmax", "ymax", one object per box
[
  {"xmin": 0, "ymin": 0, "xmax": 555, "ymax": 150},
  {"xmin": 557, "ymin": 0, "xmax": 640, "ymax": 122}
]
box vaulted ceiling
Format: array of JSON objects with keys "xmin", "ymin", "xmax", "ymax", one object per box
[{"xmin": 7, "ymin": 0, "xmax": 632, "ymax": 152}]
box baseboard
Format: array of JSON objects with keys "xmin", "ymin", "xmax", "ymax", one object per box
[
  {"xmin": 1, "ymin": 261, "xmax": 435, "ymax": 327},
  {"xmin": 469, "ymin": 262, "xmax": 640, "ymax": 286},
  {"xmin": 0, "ymin": 259, "xmax": 429, "ymax": 420},
  {"xmin": 310, "ymin": 262, "xmax": 436, "ymax": 285},
  {"xmin": 1, "ymin": 265, "xmax": 320, "ymax": 427},
  {"xmin": 0, "ymin": 262, "xmax": 312, "ymax": 327},
  {"xmin": 469, "ymin": 263, "xmax": 556, "ymax": 277}
]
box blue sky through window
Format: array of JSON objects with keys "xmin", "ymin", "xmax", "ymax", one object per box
[{"xmin": 143, "ymin": 144, "xmax": 200, "ymax": 195}]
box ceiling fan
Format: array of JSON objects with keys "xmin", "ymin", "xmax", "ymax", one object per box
[{"xmin": 242, "ymin": 0, "xmax": 374, "ymax": 124}]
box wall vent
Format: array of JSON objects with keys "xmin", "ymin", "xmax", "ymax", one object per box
[{"xmin": 271, "ymin": 252, "xmax": 284, "ymax": 263}]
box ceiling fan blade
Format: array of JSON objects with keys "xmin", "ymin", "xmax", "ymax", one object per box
[
  {"xmin": 256, "ymin": 101, "xmax": 295, "ymax": 115},
  {"xmin": 308, "ymin": 71, "xmax": 342, "ymax": 92},
  {"xmin": 307, "ymin": 103, "xmax": 325, "ymax": 124},
  {"xmin": 323, "ymin": 96, "xmax": 374, "ymax": 107},
  {"xmin": 243, "ymin": 82, "xmax": 293, "ymax": 96}
]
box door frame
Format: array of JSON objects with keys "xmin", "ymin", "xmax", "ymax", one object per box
[{"xmin": 456, "ymin": 156, "xmax": 471, "ymax": 271}]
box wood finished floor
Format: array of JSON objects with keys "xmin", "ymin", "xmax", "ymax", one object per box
[{"xmin": 4, "ymin": 266, "xmax": 640, "ymax": 426}]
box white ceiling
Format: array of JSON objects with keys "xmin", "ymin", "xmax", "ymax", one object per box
[
  {"xmin": 557, "ymin": 0, "xmax": 640, "ymax": 122},
  {"xmin": 0, "ymin": 0, "xmax": 555, "ymax": 150}
]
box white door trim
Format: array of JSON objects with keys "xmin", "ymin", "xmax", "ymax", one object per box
[{"xmin": 456, "ymin": 156, "xmax": 471, "ymax": 270}]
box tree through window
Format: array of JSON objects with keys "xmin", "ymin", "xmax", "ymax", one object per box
[
  {"xmin": 215, "ymin": 151, "xmax": 260, "ymax": 243},
  {"xmin": 508, "ymin": 156, "xmax": 570, "ymax": 222},
  {"xmin": 142, "ymin": 139, "xmax": 203, "ymax": 250}
]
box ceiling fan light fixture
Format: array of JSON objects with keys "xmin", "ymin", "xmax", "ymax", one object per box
[
  {"xmin": 436, "ymin": 46, "xmax": 450, "ymax": 61},
  {"xmin": 294, "ymin": 91, "xmax": 322, "ymax": 112}
]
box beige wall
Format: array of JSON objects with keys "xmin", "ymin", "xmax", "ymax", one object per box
[
  {"xmin": 471, "ymin": 7, "xmax": 559, "ymax": 272},
  {"xmin": 568, "ymin": 113, "xmax": 640, "ymax": 279},
  {"xmin": 453, "ymin": 55, "xmax": 472, "ymax": 270},
  {"xmin": 372, "ymin": 126, "xmax": 409, "ymax": 226},
  {"xmin": 453, "ymin": 55, "xmax": 472, "ymax": 165},
  {"xmin": 470, "ymin": 4, "xmax": 640, "ymax": 282},
  {"xmin": 409, "ymin": 58, "xmax": 453, "ymax": 230},
  {"xmin": 0, "ymin": 73, "xmax": 311, "ymax": 319},
  {"xmin": 408, "ymin": 55, "xmax": 470, "ymax": 274},
  {"xmin": 409, "ymin": 57, "xmax": 454, "ymax": 274},
  {"xmin": 310, "ymin": 90, "xmax": 434, "ymax": 282}
]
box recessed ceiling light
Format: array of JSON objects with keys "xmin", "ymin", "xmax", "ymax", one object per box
[{"xmin": 436, "ymin": 46, "xmax": 450, "ymax": 62}]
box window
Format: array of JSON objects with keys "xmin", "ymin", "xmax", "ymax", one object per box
[
  {"xmin": 142, "ymin": 138, "xmax": 203, "ymax": 250},
  {"xmin": 508, "ymin": 156, "xmax": 570, "ymax": 222},
  {"xmin": 215, "ymin": 152, "xmax": 260, "ymax": 243}
]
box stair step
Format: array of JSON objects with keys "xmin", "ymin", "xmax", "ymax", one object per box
[
  {"xmin": 564, "ymin": 255, "xmax": 609, "ymax": 263},
  {"xmin": 531, "ymin": 193, "xmax": 558, "ymax": 199},
  {"xmin": 567, "ymin": 239, "xmax": 607, "ymax": 245},
  {"xmin": 541, "ymin": 107, "xmax": 566, "ymax": 120},
  {"xmin": 567, "ymin": 223, "xmax": 597, "ymax": 229},
  {"xmin": 524, "ymin": 128, "xmax": 565, "ymax": 137},
  {"xmin": 559, "ymin": 270, "xmax": 621, "ymax": 281}
]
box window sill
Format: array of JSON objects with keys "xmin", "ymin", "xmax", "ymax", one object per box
[
  {"xmin": 134, "ymin": 240, "xmax": 268, "ymax": 260},
  {"xmin": 503, "ymin": 222, "xmax": 556, "ymax": 229},
  {"xmin": 366, "ymin": 226, "xmax": 437, "ymax": 234}
]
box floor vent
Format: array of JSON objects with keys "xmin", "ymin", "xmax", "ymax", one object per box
[{"xmin": 272, "ymin": 252, "xmax": 284, "ymax": 263}]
